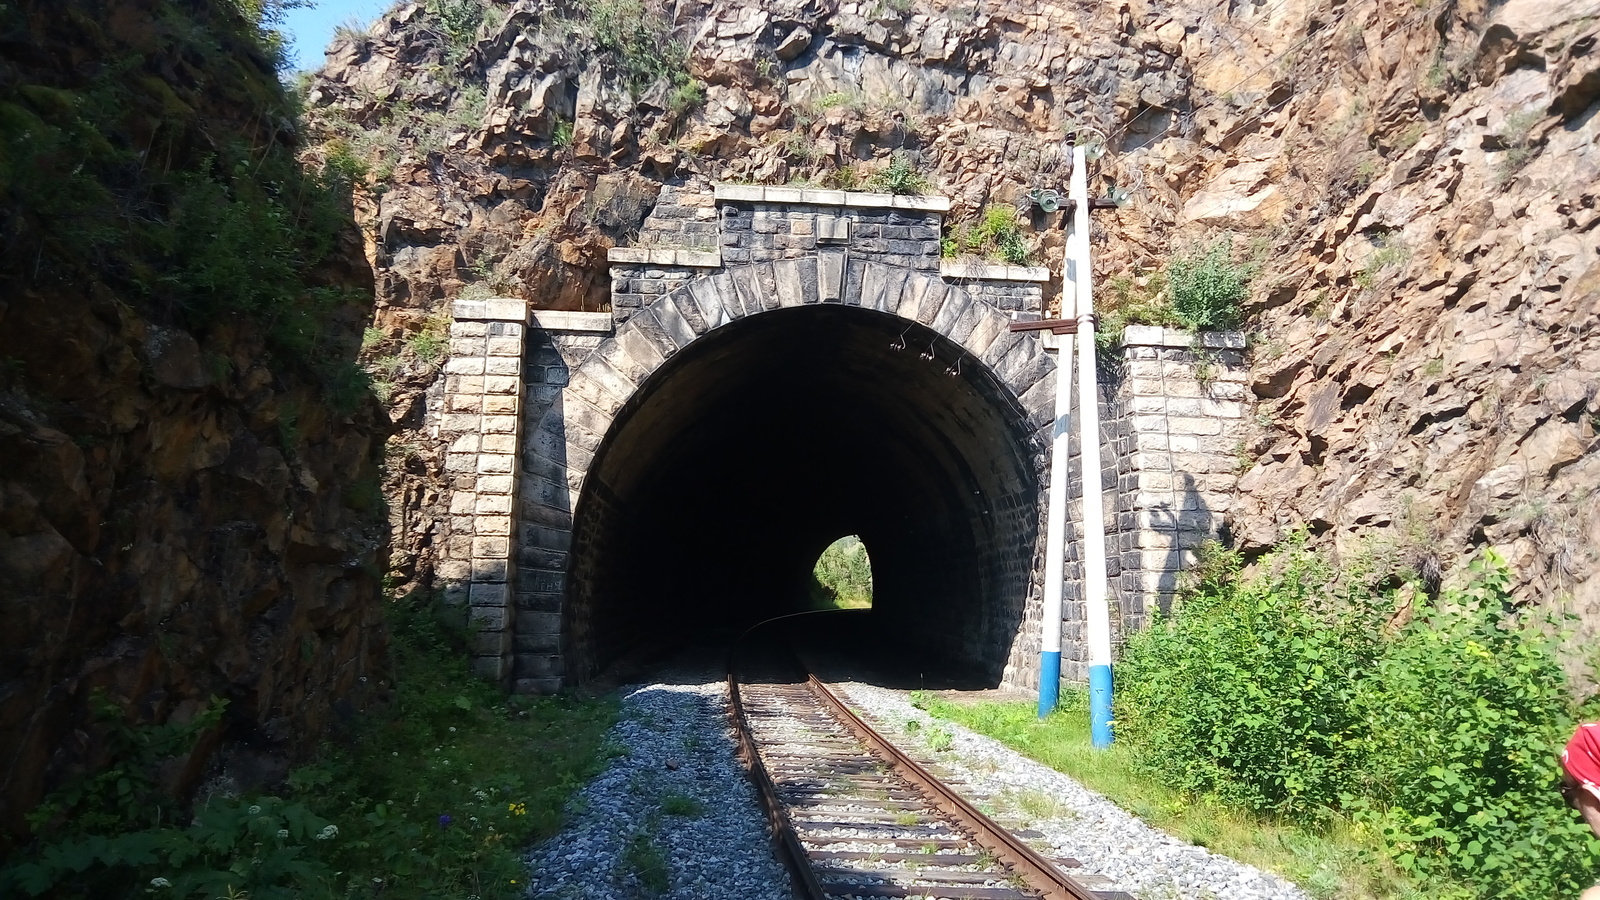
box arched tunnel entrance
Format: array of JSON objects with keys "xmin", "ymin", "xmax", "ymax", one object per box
[{"xmin": 564, "ymin": 305, "xmax": 1043, "ymax": 684}]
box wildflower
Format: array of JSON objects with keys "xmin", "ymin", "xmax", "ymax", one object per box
[
  {"xmin": 277, "ymin": 829, "xmax": 289, "ymax": 839},
  {"xmin": 150, "ymin": 877, "xmax": 172, "ymax": 888},
  {"xmin": 474, "ymin": 790, "xmax": 489, "ymax": 801},
  {"xmin": 449, "ymin": 726, "xmax": 457, "ymax": 732},
  {"xmin": 315, "ymin": 824, "xmax": 339, "ymax": 840},
  {"xmin": 509, "ymin": 802, "xmax": 527, "ymax": 816},
  {"xmin": 439, "ymin": 814, "xmax": 453, "ymax": 827},
  {"xmin": 247, "ymin": 805, "xmax": 262, "ymax": 815}
]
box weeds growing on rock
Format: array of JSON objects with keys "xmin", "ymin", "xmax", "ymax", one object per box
[
  {"xmin": 1494, "ymin": 108, "xmax": 1543, "ymax": 186},
  {"xmin": 620, "ymin": 832, "xmax": 670, "ymax": 893},
  {"xmin": 1356, "ymin": 232, "xmax": 1410, "ymax": 289},
  {"xmin": 658, "ymin": 792, "xmax": 704, "ymax": 818},
  {"xmin": 1167, "ymin": 239, "xmax": 1252, "ymax": 330},
  {"xmin": 583, "ymin": 0, "xmax": 692, "ymax": 98},
  {"xmin": 867, "ymin": 151, "xmax": 932, "ymax": 195},
  {"xmin": 946, "ymin": 205, "xmax": 1032, "ymax": 265}
]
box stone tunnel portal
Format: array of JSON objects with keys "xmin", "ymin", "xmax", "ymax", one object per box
[{"xmin": 564, "ymin": 305, "xmax": 1042, "ymax": 684}]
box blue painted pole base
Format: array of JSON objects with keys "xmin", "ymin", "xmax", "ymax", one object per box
[
  {"xmin": 1037, "ymin": 651, "xmax": 1061, "ymax": 718},
  {"xmin": 1089, "ymin": 664, "xmax": 1113, "ymax": 748}
]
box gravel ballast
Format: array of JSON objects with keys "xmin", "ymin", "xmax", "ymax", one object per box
[
  {"xmin": 525, "ymin": 666, "xmax": 1312, "ymax": 900},
  {"xmin": 524, "ymin": 672, "xmax": 793, "ymax": 899},
  {"xmin": 832, "ymin": 681, "xmax": 1314, "ymax": 900}
]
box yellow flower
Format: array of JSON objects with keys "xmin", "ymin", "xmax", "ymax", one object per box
[{"xmin": 508, "ymin": 802, "xmax": 527, "ymax": 816}]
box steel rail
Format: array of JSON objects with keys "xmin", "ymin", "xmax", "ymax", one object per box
[
  {"xmin": 727, "ymin": 659, "xmax": 830, "ymax": 898},
  {"xmin": 726, "ymin": 612, "xmax": 1105, "ymax": 900},
  {"xmin": 803, "ymin": 674, "xmax": 1102, "ymax": 900}
]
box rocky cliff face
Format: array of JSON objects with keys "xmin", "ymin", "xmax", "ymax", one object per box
[
  {"xmin": 1149, "ymin": 0, "xmax": 1600, "ymax": 652},
  {"xmin": 307, "ymin": 0, "xmax": 1598, "ymax": 660},
  {"xmin": 0, "ymin": 0, "xmax": 387, "ymax": 847}
]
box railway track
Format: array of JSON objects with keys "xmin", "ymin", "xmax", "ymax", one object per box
[{"xmin": 729, "ymin": 620, "xmax": 1133, "ymax": 900}]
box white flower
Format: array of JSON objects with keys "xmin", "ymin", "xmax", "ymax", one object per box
[
  {"xmin": 150, "ymin": 877, "xmax": 172, "ymax": 888},
  {"xmin": 449, "ymin": 726, "xmax": 456, "ymax": 732},
  {"xmin": 277, "ymin": 829, "xmax": 289, "ymax": 839},
  {"xmin": 247, "ymin": 805, "xmax": 262, "ymax": 815},
  {"xmin": 315, "ymin": 824, "xmax": 339, "ymax": 840}
]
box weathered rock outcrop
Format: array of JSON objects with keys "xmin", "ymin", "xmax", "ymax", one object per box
[
  {"xmin": 0, "ymin": 0, "xmax": 387, "ymax": 847},
  {"xmin": 1127, "ymin": 0, "xmax": 1600, "ymax": 656},
  {"xmin": 307, "ymin": 0, "xmax": 1598, "ymax": 664}
]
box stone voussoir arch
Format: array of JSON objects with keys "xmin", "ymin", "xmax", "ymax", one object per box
[{"xmin": 562, "ymin": 257, "xmax": 1062, "ymax": 475}]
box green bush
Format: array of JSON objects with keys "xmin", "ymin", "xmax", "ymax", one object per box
[
  {"xmin": 1166, "ymin": 239, "xmax": 1252, "ymax": 330},
  {"xmin": 1117, "ymin": 536, "xmax": 1382, "ymax": 816},
  {"xmin": 1117, "ymin": 541, "xmax": 1600, "ymax": 900},
  {"xmin": 1351, "ymin": 552, "xmax": 1597, "ymax": 898}
]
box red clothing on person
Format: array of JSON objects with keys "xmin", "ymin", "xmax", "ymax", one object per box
[{"xmin": 1563, "ymin": 721, "xmax": 1600, "ymax": 802}]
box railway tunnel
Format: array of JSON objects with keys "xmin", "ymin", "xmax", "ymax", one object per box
[{"xmin": 563, "ymin": 304, "xmax": 1044, "ymax": 684}]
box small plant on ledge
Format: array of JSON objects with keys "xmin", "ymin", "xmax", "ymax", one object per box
[
  {"xmin": 1167, "ymin": 238, "xmax": 1252, "ymax": 331},
  {"xmin": 867, "ymin": 151, "xmax": 932, "ymax": 196},
  {"xmin": 944, "ymin": 205, "xmax": 1032, "ymax": 265}
]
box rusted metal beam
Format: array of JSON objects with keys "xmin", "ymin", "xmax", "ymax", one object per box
[{"xmin": 1009, "ymin": 317, "xmax": 1079, "ymax": 334}]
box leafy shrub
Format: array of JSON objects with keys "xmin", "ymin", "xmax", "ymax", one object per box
[
  {"xmin": 1166, "ymin": 239, "xmax": 1252, "ymax": 330},
  {"xmin": 1117, "ymin": 536, "xmax": 1383, "ymax": 816},
  {"xmin": 1351, "ymin": 552, "xmax": 1598, "ymax": 899},
  {"xmin": 1117, "ymin": 540, "xmax": 1600, "ymax": 900}
]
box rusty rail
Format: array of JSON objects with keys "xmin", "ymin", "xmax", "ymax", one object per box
[
  {"xmin": 803, "ymin": 674, "xmax": 1102, "ymax": 900},
  {"xmin": 726, "ymin": 669, "xmax": 830, "ymax": 899},
  {"xmin": 727, "ymin": 614, "xmax": 1105, "ymax": 900}
]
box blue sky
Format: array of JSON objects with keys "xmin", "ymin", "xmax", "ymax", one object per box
[{"xmin": 281, "ymin": 0, "xmax": 392, "ymax": 72}]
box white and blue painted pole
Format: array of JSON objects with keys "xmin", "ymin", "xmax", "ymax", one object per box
[
  {"xmin": 1069, "ymin": 142, "xmax": 1115, "ymax": 748},
  {"xmin": 1036, "ymin": 298, "xmax": 1074, "ymax": 718}
]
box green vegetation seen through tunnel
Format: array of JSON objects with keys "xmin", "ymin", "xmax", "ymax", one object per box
[{"xmin": 810, "ymin": 536, "xmax": 874, "ymax": 610}]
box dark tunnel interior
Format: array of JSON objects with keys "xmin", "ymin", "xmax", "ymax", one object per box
[{"xmin": 563, "ymin": 305, "xmax": 1044, "ymax": 684}]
